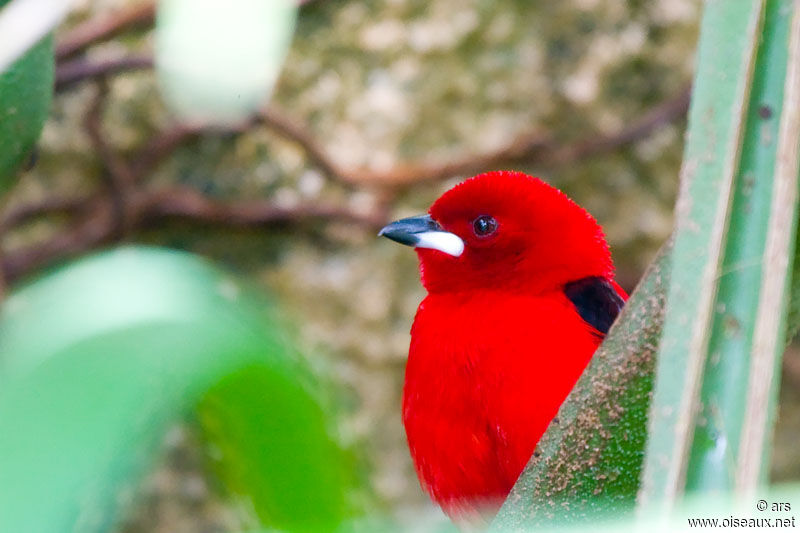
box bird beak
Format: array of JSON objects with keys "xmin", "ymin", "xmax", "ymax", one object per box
[{"xmin": 378, "ymin": 214, "xmax": 465, "ymax": 257}]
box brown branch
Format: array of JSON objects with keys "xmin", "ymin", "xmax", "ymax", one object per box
[
  {"xmin": 0, "ymin": 90, "xmax": 690, "ymax": 281},
  {"xmin": 2, "ymin": 199, "xmax": 117, "ymax": 284},
  {"xmin": 1, "ymin": 187, "xmax": 384, "ymax": 283},
  {"xmin": 135, "ymin": 88, "xmax": 687, "ymax": 190},
  {"xmin": 258, "ymin": 107, "xmax": 554, "ymax": 187},
  {"xmin": 56, "ymin": 2, "xmax": 156, "ymax": 60},
  {"xmin": 546, "ymin": 84, "xmax": 692, "ymax": 164},
  {"xmin": 346, "ymin": 133, "xmax": 554, "ymax": 187},
  {"xmin": 84, "ymin": 82, "xmax": 136, "ymax": 187},
  {"xmin": 259, "ymin": 108, "xmax": 352, "ymax": 181},
  {"xmin": 125, "ymin": 109, "xmax": 348, "ymax": 187},
  {"xmin": 138, "ymin": 187, "xmax": 384, "ymax": 228},
  {"xmin": 130, "ymin": 124, "xmax": 226, "ymax": 179},
  {"xmin": 50, "ymin": 48, "xmax": 691, "ymax": 189},
  {"xmin": 84, "ymin": 82, "xmax": 137, "ymax": 236},
  {"xmin": 260, "ymin": 84, "xmax": 690, "ymax": 187},
  {"xmin": 9, "ymin": 35, "xmax": 690, "ymax": 285},
  {"xmin": 335, "ymin": 84, "xmax": 692, "ymax": 187},
  {"xmin": 135, "ymin": 94, "xmax": 652, "ymax": 190},
  {"xmin": 56, "ymin": 55, "xmax": 153, "ymax": 92},
  {"xmin": 0, "ymin": 196, "xmax": 91, "ymax": 232}
]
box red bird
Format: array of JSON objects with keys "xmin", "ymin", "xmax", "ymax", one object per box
[{"xmin": 379, "ymin": 171, "xmax": 627, "ymax": 520}]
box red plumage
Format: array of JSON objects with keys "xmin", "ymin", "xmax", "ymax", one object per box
[{"xmin": 387, "ymin": 171, "xmax": 627, "ymax": 519}]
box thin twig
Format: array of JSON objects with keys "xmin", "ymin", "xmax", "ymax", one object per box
[
  {"xmin": 130, "ymin": 88, "xmax": 688, "ymax": 191},
  {"xmin": 56, "ymin": 2, "xmax": 156, "ymax": 60},
  {"xmin": 259, "ymin": 107, "xmax": 350, "ymax": 181},
  {"xmin": 547, "ymin": 85, "xmax": 692, "ymax": 164},
  {"xmin": 1, "ymin": 186, "xmax": 383, "ymax": 283},
  {"xmin": 130, "ymin": 124, "xmax": 231, "ymax": 180},
  {"xmin": 0, "ymin": 83, "xmax": 689, "ymax": 280},
  {"xmin": 56, "ymin": 55, "xmax": 153, "ymax": 91},
  {"xmin": 84, "ymin": 83, "xmax": 136, "ymax": 187},
  {"xmin": 139, "ymin": 186, "xmax": 383, "ymax": 227},
  {"xmin": 52, "ymin": 47, "xmax": 691, "ymax": 188},
  {"xmin": 2, "ymin": 200, "xmax": 117, "ymax": 284},
  {"xmin": 257, "ymin": 87, "xmax": 690, "ymax": 188},
  {"xmin": 348, "ymin": 84, "xmax": 692, "ymax": 186},
  {"xmin": 18, "ymin": 11, "xmax": 692, "ymax": 288},
  {"xmin": 0, "ymin": 196, "xmax": 91, "ymax": 232},
  {"xmin": 84, "ymin": 82, "xmax": 136, "ymax": 235}
]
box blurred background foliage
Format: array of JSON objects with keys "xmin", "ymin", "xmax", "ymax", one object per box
[
  {"xmin": 0, "ymin": 247, "xmax": 357, "ymax": 532},
  {"xmin": 1, "ymin": 0, "xmax": 799, "ymax": 531}
]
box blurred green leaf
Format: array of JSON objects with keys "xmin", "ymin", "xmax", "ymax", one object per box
[
  {"xmin": 0, "ymin": 25, "xmax": 53, "ymax": 190},
  {"xmin": 0, "ymin": 246, "xmax": 351, "ymax": 532},
  {"xmin": 155, "ymin": 0, "xmax": 297, "ymax": 125},
  {"xmin": 198, "ymin": 365, "xmax": 356, "ymax": 531}
]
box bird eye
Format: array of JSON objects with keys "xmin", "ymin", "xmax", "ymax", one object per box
[{"xmin": 472, "ymin": 215, "xmax": 498, "ymax": 237}]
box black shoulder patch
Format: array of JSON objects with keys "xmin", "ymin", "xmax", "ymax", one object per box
[{"xmin": 564, "ymin": 276, "xmax": 625, "ymax": 336}]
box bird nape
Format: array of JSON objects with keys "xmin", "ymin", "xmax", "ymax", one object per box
[{"xmin": 379, "ymin": 170, "xmax": 627, "ymax": 524}]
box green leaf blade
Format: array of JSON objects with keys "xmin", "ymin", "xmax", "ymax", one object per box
[
  {"xmin": 491, "ymin": 243, "xmax": 671, "ymax": 530},
  {"xmin": 0, "ymin": 33, "xmax": 53, "ymax": 190}
]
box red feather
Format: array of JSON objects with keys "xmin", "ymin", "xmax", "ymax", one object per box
[{"xmin": 400, "ymin": 171, "xmax": 627, "ymax": 518}]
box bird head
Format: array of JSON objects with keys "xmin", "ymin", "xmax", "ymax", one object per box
[{"xmin": 379, "ymin": 171, "xmax": 614, "ymax": 294}]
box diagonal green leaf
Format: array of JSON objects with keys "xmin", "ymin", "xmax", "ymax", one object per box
[
  {"xmin": 491, "ymin": 242, "xmax": 671, "ymax": 530},
  {"xmin": 0, "ymin": 31, "xmax": 52, "ymax": 190}
]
